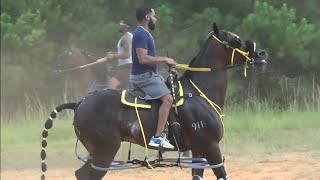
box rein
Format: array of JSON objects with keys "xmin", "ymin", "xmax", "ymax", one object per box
[
  {"xmin": 174, "ymin": 64, "xmax": 211, "ymax": 72},
  {"xmin": 174, "ymin": 63, "xmax": 242, "ymax": 71}
]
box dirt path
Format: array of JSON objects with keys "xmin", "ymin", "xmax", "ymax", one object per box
[{"xmin": 2, "ymin": 151, "xmax": 320, "ymax": 180}]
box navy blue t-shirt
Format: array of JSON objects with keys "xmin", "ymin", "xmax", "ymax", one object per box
[{"xmin": 131, "ymin": 26, "xmax": 157, "ymax": 75}]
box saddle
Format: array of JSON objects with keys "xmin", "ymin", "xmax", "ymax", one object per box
[
  {"xmin": 120, "ymin": 70, "xmax": 187, "ymax": 152},
  {"xmin": 120, "ymin": 70, "xmax": 184, "ymax": 109},
  {"xmin": 120, "ymin": 81, "xmax": 184, "ymax": 108}
]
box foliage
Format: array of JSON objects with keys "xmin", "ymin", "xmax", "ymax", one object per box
[
  {"xmin": 1, "ymin": 10, "xmax": 46, "ymax": 50},
  {"xmin": 1, "ymin": 0, "xmax": 319, "ymax": 113},
  {"xmin": 238, "ymin": 2, "xmax": 317, "ymax": 76}
]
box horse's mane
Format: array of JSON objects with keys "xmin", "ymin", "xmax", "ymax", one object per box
[
  {"xmin": 66, "ymin": 45, "xmax": 108, "ymax": 82},
  {"xmin": 181, "ymin": 34, "xmax": 214, "ymax": 79},
  {"xmin": 69, "ymin": 46, "xmax": 95, "ymax": 63}
]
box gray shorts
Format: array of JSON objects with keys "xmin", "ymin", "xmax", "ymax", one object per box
[
  {"xmin": 109, "ymin": 63, "xmax": 132, "ymax": 89},
  {"xmin": 129, "ymin": 72, "xmax": 170, "ymax": 100}
]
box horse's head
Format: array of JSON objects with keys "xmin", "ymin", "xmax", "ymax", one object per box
[
  {"xmin": 199, "ymin": 23, "xmax": 268, "ymax": 68},
  {"xmin": 55, "ymin": 45, "xmax": 93, "ymax": 72},
  {"xmin": 55, "ymin": 46, "xmax": 74, "ymax": 71}
]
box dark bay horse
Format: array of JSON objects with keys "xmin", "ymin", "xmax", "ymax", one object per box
[
  {"xmin": 55, "ymin": 45, "xmax": 108, "ymax": 94},
  {"xmin": 41, "ymin": 23, "xmax": 267, "ymax": 180}
]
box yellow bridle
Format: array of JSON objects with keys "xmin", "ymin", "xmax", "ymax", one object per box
[
  {"xmin": 174, "ymin": 33, "xmax": 255, "ymax": 77},
  {"xmin": 211, "ymin": 34, "xmax": 254, "ymax": 77}
]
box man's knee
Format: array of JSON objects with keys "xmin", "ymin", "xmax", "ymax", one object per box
[
  {"xmin": 161, "ymin": 94, "xmax": 173, "ymax": 106},
  {"xmin": 108, "ymin": 77, "xmax": 120, "ymax": 89}
]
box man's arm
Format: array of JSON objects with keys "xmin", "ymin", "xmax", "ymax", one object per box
[
  {"xmin": 106, "ymin": 33, "xmax": 132, "ymax": 60},
  {"xmin": 136, "ymin": 48, "xmax": 177, "ymax": 65},
  {"xmin": 115, "ymin": 34, "xmax": 132, "ymax": 59}
]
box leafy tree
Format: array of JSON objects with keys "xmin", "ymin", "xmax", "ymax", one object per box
[
  {"xmin": 1, "ymin": 10, "xmax": 46, "ymax": 51},
  {"xmin": 1, "ymin": 0, "xmax": 319, "ymax": 112},
  {"xmin": 238, "ymin": 2, "xmax": 316, "ymax": 76},
  {"xmin": 235, "ymin": 2, "xmax": 318, "ymax": 102}
]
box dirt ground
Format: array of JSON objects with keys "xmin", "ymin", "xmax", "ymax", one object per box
[{"xmin": 2, "ymin": 151, "xmax": 320, "ymax": 180}]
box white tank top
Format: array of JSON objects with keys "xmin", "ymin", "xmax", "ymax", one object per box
[{"xmin": 117, "ymin": 32, "xmax": 133, "ymax": 66}]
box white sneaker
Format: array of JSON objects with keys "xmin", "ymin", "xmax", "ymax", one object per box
[{"xmin": 148, "ymin": 136, "xmax": 174, "ymax": 150}]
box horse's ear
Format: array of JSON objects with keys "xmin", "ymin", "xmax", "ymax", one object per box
[{"xmin": 212, "ymin": 22, "xmax": 219, "ymax": 35}]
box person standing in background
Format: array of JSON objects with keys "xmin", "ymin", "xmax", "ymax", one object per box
[{"xmin": 106, "ymin": 20, "xmax": 133, "ymax": 89}]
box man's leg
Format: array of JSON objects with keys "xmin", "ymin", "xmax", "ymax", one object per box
[
  {"xmin": 116, "ymin": 64, "xmax": 131, "ymax": 89},
  {"xmin": 107, "ymin": 77, "xmax": 120, "ymax": 89},
  {"xmin": 148, "ymin": 93, "xmax": 174, "ymax": 149},
  {"xmin": 155, "ymin": 93, "xmax": 173, "ymax": 136}
]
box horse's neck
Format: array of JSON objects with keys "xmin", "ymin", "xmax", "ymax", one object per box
[
  {"xmin": 74, "ymin": 54, "xmax": 94, "ymax": 92},
  {"xmin": 75, "ymin": 56, "xmax": 93, "ymax": 78},
  {"xmin": 185, "ymin": 69, "xmax": 227, "ymax": 109},
  {"xmin": 186, "ymin": 39, "xmax": 230, "ymax": 108}
]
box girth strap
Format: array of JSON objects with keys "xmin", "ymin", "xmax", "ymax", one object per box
[
  {"xmin": 91, "ymin": 163, "xmax": 132, "ymax": 171},
  {"xmin": 188, "ymin": 161, "xmax": 224, "ymax": 169}
]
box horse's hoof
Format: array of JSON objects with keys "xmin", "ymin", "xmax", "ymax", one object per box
[{"xmin": 192, "ymin": 175, "xmax": 203, "ymax": 180}]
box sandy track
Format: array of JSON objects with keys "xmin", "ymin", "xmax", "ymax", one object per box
[{"xmin": 2, "ymin": 151, "xmax": 320, "ymax": 180}]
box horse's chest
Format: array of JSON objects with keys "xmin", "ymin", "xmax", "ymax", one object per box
[{"xmin": 179, "ymin": 103, "xmax": 221, "ymax": 140}]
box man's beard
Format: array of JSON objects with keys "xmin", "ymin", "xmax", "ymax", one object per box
[{"xmin": 148, "ymin": 20, "xmax": 156, "ymax": 30}]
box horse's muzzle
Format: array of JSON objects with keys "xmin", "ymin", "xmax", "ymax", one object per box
[{"xmin": 252, "ymin": 49, "xmax": 268, "ymax": 65}]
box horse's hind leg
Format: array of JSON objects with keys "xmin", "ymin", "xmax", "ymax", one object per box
[
  {"xmin": 204, "ymin": 142, "xmax": 229, "ymax": 180},
  {"xmin": 75, "ymin": 158, "xmax": 93, "ymax": 180},
  {"xmin": 75, "ymin": 141, "xmax": 121, "ymax": 180}
]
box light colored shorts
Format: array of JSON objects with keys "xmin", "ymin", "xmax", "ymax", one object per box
[{"xmin": 129, "ymin": 71, "xmax": 170, "ymax": 100}]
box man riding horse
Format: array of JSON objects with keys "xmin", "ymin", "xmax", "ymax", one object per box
[
  {"xmin": 130, "ymin": 6, "xmax": 178, "ymax": 150},
  {"xmin": 40, "ymin": 5, "xmax": 268, "ymax": 180}
]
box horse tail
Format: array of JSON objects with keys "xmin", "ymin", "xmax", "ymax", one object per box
[{"xmin": 40, "ymin": 102, "xmax": 76, "ymax": 180}]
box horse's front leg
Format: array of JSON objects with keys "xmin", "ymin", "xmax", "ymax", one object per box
[{"xmin": 191, "ymin": 150, "xmax": 204, "ymax": 180}]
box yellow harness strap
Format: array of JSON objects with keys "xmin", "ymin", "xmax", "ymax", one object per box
[
  {"xmin": 134, "ymin": 97, "xmax": 153, "ymax": 169},
  {"xmin": 189, "ymin": 80, "xmax": 223, "ymax": 117},
  {"xmin": 189, "ymin": 80, "xmax": 225, "ymax": 134},
  {"xmin": 190, "ymin": 80, "xmax": 228, "ymax": 158}
]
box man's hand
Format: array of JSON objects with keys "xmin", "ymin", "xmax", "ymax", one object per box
[
  {"xmin": 106, "ymin": 52, "xmax": 117, "ymax": 59},
  {"xmin": 165, "ymin": 57, "xmax": 178, "ymax": 66}
]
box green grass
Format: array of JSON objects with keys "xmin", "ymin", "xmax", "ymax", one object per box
[
  {"xmin": 223, "ymin": 107, "xmax": 320, "ymax": 157},
  {"xmin": 1, "ymin": 102, "xmax": 320, "ymax": 171}
]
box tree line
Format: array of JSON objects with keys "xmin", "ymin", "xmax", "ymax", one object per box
[{"xmin": 1, "ymin": 0, "xmax": 319, "ymax": 111}]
